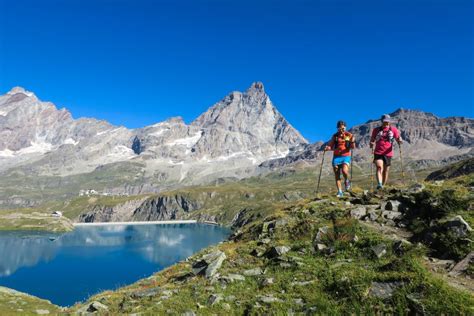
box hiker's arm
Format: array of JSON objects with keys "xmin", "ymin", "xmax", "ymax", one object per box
[
  {"xmin": 369, "ymin": 130, "xmax": 376, "ymax": 149},
  {"xmin": 395, "ymin": 128, "xmax": 403, "ymax": 145},
  {"xmin": 324, "ymin": 139, "xmax": 334, "ymax": 151},
  {"xmin": 350, "ymin": 135, "xmax": 356, "ymax": 149}
]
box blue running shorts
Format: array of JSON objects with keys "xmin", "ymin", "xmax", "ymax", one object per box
[{"xmin": 332, "ymin": 156, "xmax": 351, "ymax": 167}]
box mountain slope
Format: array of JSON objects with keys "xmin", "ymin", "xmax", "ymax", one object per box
[
  {"xmin": 0, "ymin": 83, "xmax": 308, "ymax": 207},
  {"xmin": 261, "ymin": 108, "xmax": 474, "ymax": 170}
]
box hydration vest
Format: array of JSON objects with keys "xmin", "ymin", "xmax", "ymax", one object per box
[{"xmin": 374, "ymin": 126, "xmax": 395, "ymax": 144}]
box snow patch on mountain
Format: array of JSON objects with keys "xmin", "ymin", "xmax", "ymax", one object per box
[
  {"xmin": 167, "ymin": 131, "xmax": 203, "ymax": 147},
  {"xmin": 63, "ymin": 138, "xmax": 79, "ymax": 146}
]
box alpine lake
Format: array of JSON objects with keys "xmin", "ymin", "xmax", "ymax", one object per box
[{"xmin": 0, "ymin": 223, "xmax": 230, "ymax": 306}]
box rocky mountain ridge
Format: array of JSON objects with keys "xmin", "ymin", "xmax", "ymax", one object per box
[
  {"xmin": 261, "ymin": 108, "xmax": 474, "ymax": 170},
  {"xmin": 0, "ymin": 83, "xmax": 306, "ymax": 189},
  {"xmin": 0, "ymin": 85, "xmax": 472, "ymax": 207}
]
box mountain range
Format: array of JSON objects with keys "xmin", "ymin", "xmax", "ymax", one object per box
[{"xmin": 0, "ymin": 83, "xmax": 472, "ymax": 207}]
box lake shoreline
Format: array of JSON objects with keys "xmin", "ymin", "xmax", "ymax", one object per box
[{"xmin": 73, "ymin": 220, "xmax": 198, "ymax": 226}]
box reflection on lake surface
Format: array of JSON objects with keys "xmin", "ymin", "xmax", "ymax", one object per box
[{"xmin": 0, "ymin": 224, "xmax": 230, "ymax": 306}]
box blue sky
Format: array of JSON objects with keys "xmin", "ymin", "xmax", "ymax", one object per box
[{"xmin": 0, "ymin": 0, "xmax": 472, "ymax": 142}]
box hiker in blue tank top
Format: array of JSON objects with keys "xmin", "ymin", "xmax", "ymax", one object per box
[{"xmin": 324, "ymin": 120, "xmax": 356, "ymax": 197}]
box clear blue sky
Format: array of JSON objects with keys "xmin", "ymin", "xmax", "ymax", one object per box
[{"xmin": 0, "ymin": 0, "xmax": 472, "ymax": 142}]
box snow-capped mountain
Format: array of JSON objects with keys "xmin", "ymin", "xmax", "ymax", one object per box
[{"xmin": 0, "ymin": 83, "xmax": 307, "ymax": 183}]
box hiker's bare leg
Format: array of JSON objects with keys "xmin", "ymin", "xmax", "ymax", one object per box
[
  {"xmin": 375, "ymin": 160, "xmax": 384, "ymax": 185},
  {"xmin": 333, "ymin": 166, "xmax": 342, "ymax": 192},
  {"xmin": 383, "ymin": 166, "xmax": 390, "ymax": 185},
  {"xmin": 341, "ymin": 164, "xmax": 349, "ymax": 181}
]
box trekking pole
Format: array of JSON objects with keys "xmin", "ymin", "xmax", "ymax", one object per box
[
  {"xmin": 316, "ymin": 150, "xmax": 326, "ymax": 196},
  {"xmin": 370, "ymin": 148, "xmax": 374, "ymax": 191},
  {"xmin": 399, "ymin": 143, "xmax": 405, "ymax": 183},
  {"xmin": 396, "ymin": 119, "xmax": 405, "ymax": 183},
  {"xmin": 350, "ymin": 149, "xmax": 354, "ymax": 183}
]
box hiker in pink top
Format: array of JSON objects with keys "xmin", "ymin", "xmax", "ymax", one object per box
[{"xmin": 370, "ymin": 114, "xmax": 403, "ymax": 189}]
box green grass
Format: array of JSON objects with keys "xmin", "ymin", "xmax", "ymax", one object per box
[{"xmin": 66, "ymin": 189, "xmax": 473, "ymax": 314}]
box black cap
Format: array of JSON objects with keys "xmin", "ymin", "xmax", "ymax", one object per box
[{"xmin": 337, "ymin": 120, "xmax": 346, "ymax": 128}]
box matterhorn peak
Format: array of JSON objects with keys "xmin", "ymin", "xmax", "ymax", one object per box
[
  {"xmin": 7, "ymin": 86, "xmax": 35, "ymax": 97},
  {"xmin": 246, "ymin": 81, "xmax": 265, "ymax": 94}
]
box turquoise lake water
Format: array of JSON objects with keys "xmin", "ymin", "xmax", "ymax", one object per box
[{"xmin": 0, "ymin": 223, "xmax": 230, "ymax": 306}]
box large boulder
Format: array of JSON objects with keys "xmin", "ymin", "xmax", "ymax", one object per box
[
  {"xmin": 192, "ymin": 250, "xmax": 227, "ymax": 278},
  {"xmin": 444, "ymin": 216, "xmax": 472, "ymax": 238}
]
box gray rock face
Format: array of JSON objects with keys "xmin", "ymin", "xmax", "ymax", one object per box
[
  {"xmin": 132, "ymin": 195, "xmax": 201, "ymax": 221},
  {"xmin": 191, "ymin": 82, "xmax": 307, "ymax": 160},
  {"xmin": 77, "ymin": 197, "xmax": 148, "ymax": 222}
]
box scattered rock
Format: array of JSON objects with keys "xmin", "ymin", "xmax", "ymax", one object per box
[
  {"xmin": 371, "ymin": 243, "xmax": 387, "ymax": 259},
  {"xmin": 261, "ymin": 278, "xmax": 274, "ymax": 286},
  {"xmin": 226, "ymin": 273, "xmax": 245, "ymax": 282},
  {"xmin": 131, "ymin": 286, "xmax": 161, "ymax": 299},
  {"xmin": 291, "ymin": 280, "xmax": 315, "ymax": 286},
  {"xmin": 366, "ymin": 210, "xmax": 380, "ymax": 221},
  {"xmin": 314, "ymin": 226, "xmax": 329, "ymax": 243},
  {"xmin": 279, "ymin": 262, "xmax": 293, "ymax": 268},
  {"xmin": 192, "ymin": 250, "xmax": 227, "ymax": 278},
  {"xmin": 444, "ymin": 216, "xmax": 472, "ymax": 238},
  {"xmin": 393, "ymin": 240, "xmax": 412, "ymax": 256},
  {"xmin": 315, "ymin": 243, "xmax": 328, "ymax": 252},
  {"xmin": 368, "ymin": 281, "xmax": 404, "ymax": 299},
  {"xmin": 83, "ymin": 301, "xmax": 109, "ymax": 313},
  {"xmin": 381, "ymin": 211, "xmax": 403, "ymax": 221},
  {"xmin": 407, "ymin": 183, "xmax": 425, "ymax": 194},
  {"xmin": 243, "ymin": 267, "xmax": 263, "ymax": 276},
  {"xmin": 406, "ymin": 293, "xmax": 426, "ymax": 314},
  {"xmin": 208, "ymin": 294, "xmax": 223, "ymax": 306},
  {"xmin": 382, "ymin": 200, "xmax": 402, "ymax": 212},
  {"xmin": 250, "ymin": 247, "xmax": 266, "ymax": 257},
  {"xmin": 257, "ymin": 238, "xmax": 271, "ymax": 245},
  {"xmin": 449, "ymin": 251, "xmax": 474, "ymax": 276},
  {"xmin": 35, "ymin": 310, "xmax": 50, "ymax": 315},
  {"xmin": 350, "ymin": 206, "xmax": 367, "ymax": 219},
  {"xmin": 266, "ymin": 246, "xmax": 291, "ymax": 258},
  {"xmin": 259, "ymin": 295, "xmax": 282, "ymax": 303},
  {"xmin": 294, "ymin": 298, "xmax": 304, "ymax": 306}
]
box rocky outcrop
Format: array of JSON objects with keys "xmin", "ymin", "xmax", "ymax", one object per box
[
  {"xmin": 77, "ymin": 198, "xmax": 148, "ymax": 223},
  {"xmin": 426, "ymin": 157, "xmax": 474, "ymax": 180},
  {"xmin": 131, "ymin": 195, "xmax": 201, "ymax": 221}
]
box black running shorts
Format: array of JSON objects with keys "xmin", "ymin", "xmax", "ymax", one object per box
[{"xmin": 373, "ymin": 154, "xmax": 391, "ymax": 166}]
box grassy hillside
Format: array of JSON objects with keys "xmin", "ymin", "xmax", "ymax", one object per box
[{"xmin": 64, "ymin": 175, "xmax": 473, "ymax": 315}]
